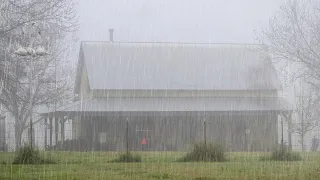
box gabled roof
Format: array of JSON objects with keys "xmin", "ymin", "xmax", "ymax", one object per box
[{"xmin": 75, "ymin": 42, "xmax": 281, "ymax": 93}]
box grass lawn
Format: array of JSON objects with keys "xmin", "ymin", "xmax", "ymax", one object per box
[{"xmin": 1, "ymin": 151, "xmax": 320, "ymax": 180}]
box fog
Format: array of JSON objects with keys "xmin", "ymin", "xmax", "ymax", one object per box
[
  {"xmin": 76, "ymin": 0, "xmax": 296, "ymax": 107},
  {"xmin": 77, "ymin": 0, "xmax": 283, "ymax": 43},
  {"xmin": 2, "ymin": 1, "xmax": 320, "ymax": 178}
]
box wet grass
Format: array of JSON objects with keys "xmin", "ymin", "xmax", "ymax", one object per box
[{"xmin": 0, "ymin": 151, "xmax": 320, "ymax": 179}]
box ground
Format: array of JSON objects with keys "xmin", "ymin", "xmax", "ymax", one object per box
[{"xmin": 0, "ymin": 151, "xmax": 320, "ymax": 180}]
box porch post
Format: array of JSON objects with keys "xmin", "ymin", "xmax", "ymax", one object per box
[
  {"xmin": 60, "ymin": 116, "xmax": 65, "ymax": 148},
  {"xmin": 288, "ymin": 111, "xmax": 293, "ymax": 151},
  {"xmin": 281, "ymin": 111, "xmax": 293, "ymax": 151},
  {"xmin": 55, "ymin": 116, "xmax": 59, "ymax": 146},
  {"xmin": 44, "ymin": 116, "xmax": 48, "ymax": 150},
  {"xmin": 203, "ymin": 118, "xmax": 207, "ymax": 147}
]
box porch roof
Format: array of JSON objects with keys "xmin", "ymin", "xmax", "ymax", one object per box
[{"xmin": 41, "ymin": 97, "xmax": 292, "ymax": 117}]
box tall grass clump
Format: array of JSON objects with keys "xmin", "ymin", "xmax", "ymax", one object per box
[
  {"xmin": 178, "ymin": 142, "xmax": 226, "ymax": 162},
  {"xmin": 262, "ymin": 146, "xmax": 301, "ymax": 161},
  {"xmin": 110, "ymin": 152, "xmax": 142, "ymax": 163},
  {"xmin": 12, "ymin": 145, "xmax": 55, "ymax": 165}
]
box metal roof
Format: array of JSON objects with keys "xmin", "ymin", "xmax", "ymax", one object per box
[
  {"xmin": 75, "ymin": 42, "xmax": 281, "ymax": 92},
  {"xmin": 42, "ymin": 97, "xmax": 291, "ymax": 117}
]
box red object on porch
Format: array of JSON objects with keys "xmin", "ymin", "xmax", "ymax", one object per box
[{"xmin": 141, "ymin": 138, "xmax": 147, "ymax": 145}]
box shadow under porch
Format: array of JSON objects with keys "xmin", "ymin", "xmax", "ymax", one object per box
[{"xmin": 75, "ymin": 111, "xmax": 280, "ymax": 152}]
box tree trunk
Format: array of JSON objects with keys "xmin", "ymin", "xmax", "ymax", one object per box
[
  {"xmin": 14, "ymin": 114, "xmax": 28, "ymax": 150},
  {"xmin": 301, "ymin": 134, "xmax": 305, "ymax": 152},
  {"xmin": 14, "ymin": 126, "xmax": 22, "ymax": 149}
]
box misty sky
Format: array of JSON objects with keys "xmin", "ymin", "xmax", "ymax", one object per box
[
  {"xmin": 78, "ymin": 0, "xmax": 284, "ymax": 43},
  {"xmin": 75, "ymin": 0, "xmax": 294, "ymax": 102}
]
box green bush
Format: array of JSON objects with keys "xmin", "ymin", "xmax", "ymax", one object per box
[
  {"xmin": 12, "ymin": 146, "xmax": 55, "ymax": 165},
  {"xmin": 262, "ymin": 147, "xmax": 301, "ymax": 161},
  {"xmin": 148, "ymin": 173, "xmax": 170, "ymax": 179},
  {"xmin": 178, "ymin": 142, "xmax": 226, "ymax": 162},
  {"xmin": 110, "ymin": 152, "xmax": 142, "ymax": 163}
]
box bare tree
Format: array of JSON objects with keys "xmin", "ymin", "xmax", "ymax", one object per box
[
  {"xmin": 0, "ymin": 0, "xmax": 77, "ymax": 36},
  {"xmin": 292, "ymin": 86, "xmax": 320, "ymax": 151},
  {"xmin": 0, "ymin": 0, "xmax": 77, "ymax": 148},
  {"xmin": 0, "ymin": 0, "xmax": 77, "ymax": 93},
  {"xmin": 257, "ymin": 0, "xmax": 320, "ymax": 90}
]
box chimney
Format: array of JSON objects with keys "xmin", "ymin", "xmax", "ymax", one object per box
[{"xmin": 109, "ymin": 29, "xmax": 114, "ymax": 42}]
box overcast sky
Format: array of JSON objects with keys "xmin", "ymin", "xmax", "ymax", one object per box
[
  {"xmin": 77, "ymin": 0, "xmax": 284, "ymax": 43},
  {"xmin": 74, "ymin": 0, "xmax": 297, "ymax": 100}
]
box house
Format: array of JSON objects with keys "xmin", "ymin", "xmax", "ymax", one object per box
[{"xmin": 42, "ymin": 40, "xmax": 291, "ymax": 152}]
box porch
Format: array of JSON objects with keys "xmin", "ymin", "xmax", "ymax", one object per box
[{"xmin": 41, "ymin": 97, "xmax": 292, "ymax": 151}]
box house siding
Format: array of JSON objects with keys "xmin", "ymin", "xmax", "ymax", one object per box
[{"xmin": 77, "ymin": 112, "xmax": 278, "ymax": 152}]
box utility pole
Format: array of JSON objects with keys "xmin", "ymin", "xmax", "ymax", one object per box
[
  {"xmin": 29, "ymin": 60, "xmax": 33, "ymax": 149},
  {"xmin": 53, "ymin": 47, "xmax": 57, "ymax": 147},
  {"xmin": 14, "ymin": 46, "xmax": 48, "ymax": 149},
  {"xmin": 300, "ymin": 83, "xmax": 305, "ymax": 152}
]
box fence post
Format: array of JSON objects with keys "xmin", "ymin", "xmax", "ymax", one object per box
[
  {"xmin": 281, "ymin": 118, "xmax": 284, "ymax": 148},
  {"xmin": 44, "ymin": 116, "xmax": 47, "ymax": 150},
  {"xmin": 126, "ymin": 118, "xmax": 129, "ymax": 154},
  {"xmin": 204, "ymin": 118, "xmax": 207, "ymax": 147},
  {"xmin": 49, "ymin": 117, "xmax": 53, "ymax": 147},
  {"xmin": 288, "ymin": 112, "xmax": 292, "ymax": 152},
  {"xmin": 91, "ymin": 120, "xmax": 95, "ymax": 151}
]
